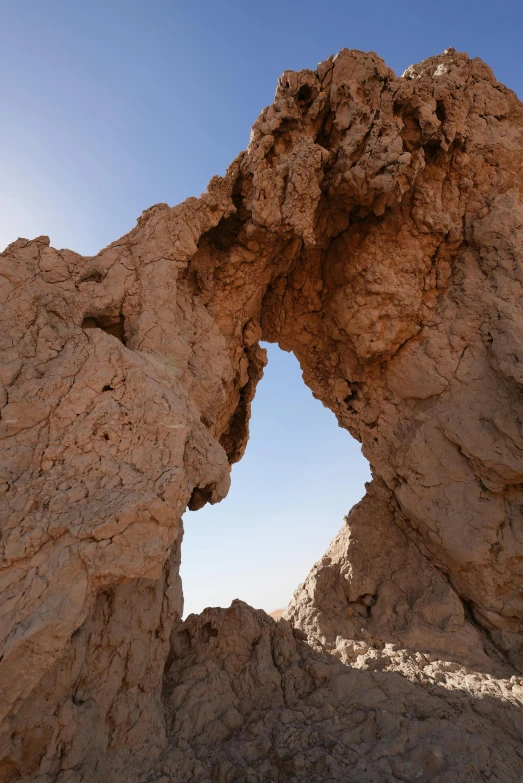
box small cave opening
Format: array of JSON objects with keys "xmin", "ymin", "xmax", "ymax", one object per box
[
  {"xmin": 296, "ymin": 84, "xmax": 313, "ymax": 108},
  {"xmin": 181, "ymin": 343, "xmax": 370, "ymax": 619},
  {"xmin": 81, "ymin": 314, "xmax": 126, "ymax": 345}
]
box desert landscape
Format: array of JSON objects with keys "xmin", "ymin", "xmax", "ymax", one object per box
[{"xmin": 1, "ymin": 46, "xmax": 523, "ymax": 781}]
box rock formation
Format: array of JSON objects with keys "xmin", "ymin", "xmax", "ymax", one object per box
[{"xmin": 1, "ymin": 47, "xmax": 523, "ymax": 781}]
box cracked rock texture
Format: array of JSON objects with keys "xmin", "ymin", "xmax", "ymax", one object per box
[{"xmin": 1, "ymin": 47, "xmax": 523, "ymax": 781}]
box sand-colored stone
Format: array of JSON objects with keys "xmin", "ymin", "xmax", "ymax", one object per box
[{"xmin": 1, "ymin": 47, "xmax": 523, "ymax": 781}]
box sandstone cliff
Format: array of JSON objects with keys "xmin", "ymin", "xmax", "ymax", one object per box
[{"xmin": 1, "ymin": 47, "xmax": 522, "ymax": 781}]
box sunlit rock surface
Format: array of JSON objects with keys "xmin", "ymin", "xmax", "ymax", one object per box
[{"xmin": 1, "ymin": 47, "xmax": 523, "ymax": 781}]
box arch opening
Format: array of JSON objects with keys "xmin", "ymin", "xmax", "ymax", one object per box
[{"xmin": 181, "ymin": 342, "xmax": 370, "ymax": 618}]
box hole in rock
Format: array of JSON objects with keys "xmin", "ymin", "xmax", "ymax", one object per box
[
  {"xmin": 181, "ymin": 343, "xmax": 371, "ymax": 619},
  {"xmin": 81, "ymin": 314, "xmax": 126, "ymax": 344},
  {"xmin": 201, "ymin": 622, "xmax": 218, "ymax": 642},
  {"xmin": 436, "ymin": 100, "xmax": 446, "ymax": 124},
  {"xmin": 296, "ymin": 84, "xmax": 313, "ymax": 107},
  {"xmin": 79, "ymin": 270, "xmax": 104, "ymax": 284}
]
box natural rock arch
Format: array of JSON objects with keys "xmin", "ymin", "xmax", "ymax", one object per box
[{"xmin": 1, "ymin": 47, "xmax": 522, "ymax": 781}]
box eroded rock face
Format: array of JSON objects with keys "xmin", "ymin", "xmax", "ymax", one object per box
[
  {"xmin": 158, "ymin": 601, "xmax": 523, "ymax": 782},
  {"xmin": 1, "ymin": 47, "xmax": 523, "ymax": 780}
]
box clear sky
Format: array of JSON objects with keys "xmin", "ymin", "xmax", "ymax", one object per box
[
  {"xmin": 182, "ymin": 344, "xmax": 370, "ymax": 615},
  {"xmin": 2, "ymin": 0, "xmax": 521, "ymax": 615}
]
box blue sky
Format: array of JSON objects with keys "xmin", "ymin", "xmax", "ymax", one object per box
[
  {"xmin": 183, "ymin": 345, "xmax": 370, "ymax": 615},
  {"xmin": 2, "ymin": 0, "xmax": 521, "ymax": 614}
]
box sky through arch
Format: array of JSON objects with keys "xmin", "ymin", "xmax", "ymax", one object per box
[{"xmin": 181, "ymin": 344, "xmax": 370, "ymax": 617}]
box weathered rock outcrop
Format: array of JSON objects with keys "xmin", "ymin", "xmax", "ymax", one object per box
[
  {"xmin": 160, "ymin": 601, "xmax": 523, "ymax": 782},
  {"xmin": 1, "ymin": 47, "xmax": 523, "ymax": 781}
]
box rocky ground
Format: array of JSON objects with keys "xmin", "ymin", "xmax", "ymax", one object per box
[{"xmin": 156, "ymin": 602, "xmax": 523, "ymax": 782}]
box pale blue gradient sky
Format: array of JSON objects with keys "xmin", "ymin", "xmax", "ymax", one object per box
[
  {"xmin": 183, "ymin": 344, "xmax": 370, "ymax": 615},
  {"xmin": 1, "ymin": 1, "xmax": 521, "ymax": 614}
]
